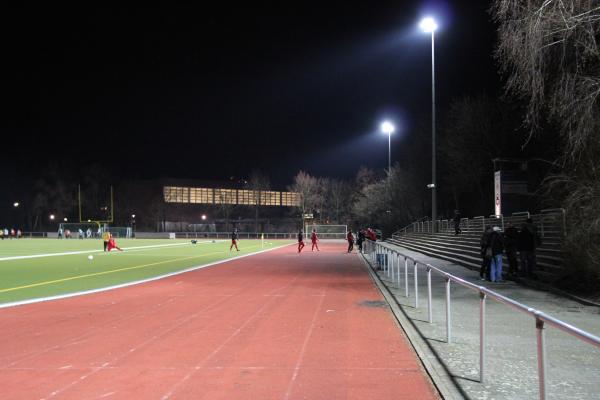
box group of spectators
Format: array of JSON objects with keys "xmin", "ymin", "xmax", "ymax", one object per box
[
  {"xmin": 0, "ymin": 228, "xmax": 22, "ymax": 239},
  {"xmin": 479, "ymin": 218, "xmax": 541, "ymax": 282}
]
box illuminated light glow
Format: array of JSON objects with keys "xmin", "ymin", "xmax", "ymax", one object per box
[
  {"xmin": 13, "ymin": 202, "xmax": 19, "ymax": 207},
  {"xmin": 420, "ymin": 17, "xmax": 438, "ymax": 33},
  {"xmin": 63, "ymin": 217, "xmax": 68, "ymax": 222},
  {"xmin": 49, "ymin": 214, "xmax": 55, "ymax": 220},
  {"xmin": 131, "ymin": 214, "xmax": 136, "ymax": 218},
  {"xmin": 201, "ymin": 214, "xmax": 207, "ymax": 220},
  {"xmin": 380, "ymin": 121, "xmax": 395, "ymax": 135}
]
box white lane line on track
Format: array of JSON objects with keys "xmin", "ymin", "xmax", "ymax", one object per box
[
  {"xmin": 159, "ymin": 272, "xmax": 302, "ymax": 400},
  {"xmin": 0, "ymin": 242, "xmax": 294, "ymax": 309},
  {"xmin": 283, "ymin": 290, "xmax": 326, "ymax": 400},
  {"xmin": 38, "ymin": 255, "xmax": 293, "ymax": 400}
]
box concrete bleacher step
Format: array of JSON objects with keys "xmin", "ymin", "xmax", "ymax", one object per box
[
  {"xmin": 396, "ymin": 233, "xmax": 563, "ymax": 267},
  {"xmin": 388, "ymin": 233, "xmax": 565, "ymax": 282}
]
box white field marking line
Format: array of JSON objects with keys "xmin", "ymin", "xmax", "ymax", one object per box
[
  {"xmin": 0, "ymin": 241, "xmax": 219, "ymax": 262},
  {"xmin": 40, "ymin": 259, "xmax": 287, "ymax": 400},
  {"xmin": 160, "ymin": 274, "xmax": 302, "ymax": 400},
  {"xmin": 98, "ymin": 240, "xmax": 228, "ymax": 256},
  {"xmin": 283, "ymin": 291, "xmax": 327, "ymax": 400},
  {"xmin": 0, "ymin": 242, "xmax": 294, "ymax": 309}
]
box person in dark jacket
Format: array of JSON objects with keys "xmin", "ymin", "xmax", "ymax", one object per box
[
  {"xmin": 297, "ymin": 230, "xmax": 305, "ymax": 253},
  {"xmin": 357, "ymin": 230, "xmax": 365, "ymax": 253},
  {"xmin": 453, "ymin": 210, "xmax": 462, "ymax": 235},
  {"xmin": 487, "ymin": 226, "xmax": 505, "ymax": 282},
  {"xmin": 503, "ymin": 222, "xmax": 519, "ymax": 278},
  {"xmin": 479, "ymin": 226, "xmax": 492, "ymax": 281},
  {"xmin": 517, "ymin": 218, "xmax": 539, "ymax": 278}
]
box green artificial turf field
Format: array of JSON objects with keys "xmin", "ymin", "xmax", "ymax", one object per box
[{"xmin": 0, "ymin": 238, "xmax": 292, "ymax": 305}]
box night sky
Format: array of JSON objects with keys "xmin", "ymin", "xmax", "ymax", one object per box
[{"xmin": 2, "ymin": 2, "xmax": 499, "ymax": 186}]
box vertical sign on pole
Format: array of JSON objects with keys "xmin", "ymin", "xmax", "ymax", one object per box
[{"xmin": 494, "ymin": 171, "xmax": 502, "ymax": 216}]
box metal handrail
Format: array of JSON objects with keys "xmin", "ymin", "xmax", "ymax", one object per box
[{"xmin": 363, "ymin": 240, "xmax": 600, "ymax": 400}]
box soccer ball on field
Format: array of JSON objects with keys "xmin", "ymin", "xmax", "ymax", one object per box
[{"xmin": 88, "ymin": 255, "xmax": 94, "ymax": 260}]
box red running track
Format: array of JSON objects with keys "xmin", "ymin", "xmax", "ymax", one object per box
[{"xmin": 0, "ymin": 242, "xmax": 439, "ymax": 400}]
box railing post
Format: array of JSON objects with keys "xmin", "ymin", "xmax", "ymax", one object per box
[
  {"xmin": 446, "ymin": 278, "xmax": 451, "ymax": 343},
  {"xmin": 427, "ymin": 266, "xmax": 433, "ymax": 323},
  {"xmin": 479, "ymin": 291, "xmax": 487, "ymax": 383},
  {"xmin": 390, "ymin": 250, "xmax": 395, "ymax": 279},
  {"xmin": 414, "ymin": 261, "xmax": 419, "ymax": 308},
  {"xmin": 387, "ymin": 248, "xmax": 391, "ymax": 277},
  {"xmin": 397, "ymin": 254, "xmax": 401, "ymax": 285},
  {"xmin": 536, "ymin": 317, "xmax": 547, "ymax": 400},
  {"xmin": 404, "ymin": 257, "xmax": 409, "ymax": 297}
]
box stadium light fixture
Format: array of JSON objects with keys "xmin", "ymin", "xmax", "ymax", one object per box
[
  {"xmin": 131, "ymin": 214, "xmax": 136, "ymax": 219},
  {"xmin": 63, "ymin": 217, "xmax": 68, "ymax": 222},
  {"xmin": 13, "ymin": 202, "xmax": 19, "ymax": 207},
  {"xmin": 201, "ymin": 214, "xmax": 207, "ymax": 220},
  {"xmin": 49, "ymin": 214, "xmax": 55, "ymax": 220},
  {"xmin": 420, "ymin": 17, "xmax": 438, "ymax": 33}
]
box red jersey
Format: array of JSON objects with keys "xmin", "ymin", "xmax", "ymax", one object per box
[{"xmin": 311, "ymin": 232, "xmax": 317, "ymax": 242}]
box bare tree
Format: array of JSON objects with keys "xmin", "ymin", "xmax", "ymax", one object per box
[
  {"xmin": 492, "ymin": 0, "xmax": 600, "ymax": 158},
  {"xmin": 289, "ymin": 171, "xmax": 321, "ymax": 228},
  {"xmin": 493, "ymin": 0, "xmax": 600, "ymax": 286}
]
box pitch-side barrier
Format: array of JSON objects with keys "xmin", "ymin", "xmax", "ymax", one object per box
[{"xmin": 363, "ymin": 239, "xmax": 600, "ymax": 400}]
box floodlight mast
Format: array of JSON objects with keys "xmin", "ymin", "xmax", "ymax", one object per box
[
  {"xmin": 380, "ymin": 121, "xmax": 395, "ymax": 174},
  {"xmin": 420, "ymin": 16, "xmax": 438, "ymax": 232}
]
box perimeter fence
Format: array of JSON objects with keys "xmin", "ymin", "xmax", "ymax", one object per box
[{"xmin": 363, "ymin": 239, "xmax": 600, "ymax": 400}]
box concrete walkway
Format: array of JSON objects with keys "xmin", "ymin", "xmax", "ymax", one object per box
[{"xmin": 362, "ymin": 243, "xmax": 600, "ymax": 400}]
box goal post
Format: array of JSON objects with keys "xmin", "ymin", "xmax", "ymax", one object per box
[{"xmin": 305, "ymin": 224, "xmax": 347, "ymax": 239}]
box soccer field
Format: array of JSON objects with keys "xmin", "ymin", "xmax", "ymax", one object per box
[{"xmin": 0, "ymin": 238, "xmax": 293, "ymax": 306}]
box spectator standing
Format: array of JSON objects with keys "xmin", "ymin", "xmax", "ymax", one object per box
[
  {"xmin": 0, "ymin": 229, "xmax": 4, "ymax": 240},
  {"xmin": 357, "ymin": 229, "xmax": 365, "ymax": 253},
  {"xmin": 86, "ymin": 228, "xmax": 92, "ymax": 239},
  {"xmin": 503, "ymin": 222, "xmax": 519, "ymax": 278},
  {"xmin": 10, "ymin": 228, "xmax": 15, "ymax": 239},
  {"xmin": 58, "ymin": 227, "xmax": 63, "ymax": 239},
  {"xmin": 488, "ymin": 226, "xmax": 505, "ymax": 282},
  {"xmin": 367, "ymin": 228, "xmax": 377, "ymax": 242},
  {"xmin": 347, "ymin": 229, "xmax": 354, "ymax": 253},
  {"xmin": 517, "ymin": 218, "xmax": 540, "ymax": 278},
  {"xmin": 78, "ymin": 228, "xmax": 84, "ymax": 239},
  {"xmin": 479, "ymin": 226, "xmax": 492, "ymax": 281},
  {"xmin": 453, "ymin": 210, "xmax": 462, "ymax": 235},
  {"xmin": 17, "ymin": 229, "xmax": 21, "ymax": 238}
]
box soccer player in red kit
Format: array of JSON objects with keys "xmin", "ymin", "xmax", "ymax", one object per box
[
  {"xmin": 230, "ymin": 229, "xmax": 239, "ymax": 251},
  {"xmin": 297, "ymin": 230, "xmax": 305, "ymax": 253},
  {"xmin": 311, "ymin": 229, "xmax": 319, "ymax": 251},
  {"xmin": 107, "ymin": 234, "xmax": 123, "ymax": 252},
  {"xmin": 347, "ymin": 229, "xmax": 354, "ymax": 253}
]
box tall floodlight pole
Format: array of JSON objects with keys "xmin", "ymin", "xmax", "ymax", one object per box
[
  {"xmin": 420, "ymin": 17, "xmax": 438, "ymax": 232},
  {"xmin": 380, "ymin": 121, "xmax": 395, "ymax": 174}
]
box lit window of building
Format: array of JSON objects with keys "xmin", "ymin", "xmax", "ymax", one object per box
[
  {"xmin": 237, "ymin": 190, "xmax": 256, "ymax": 205},
  {"xmin": 214, "ymin": 189, "xmax": 237, "ymax": 204},
  {"xmin": 260, "ymin": 191, "xmax": 281, "ymax": 206}
]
